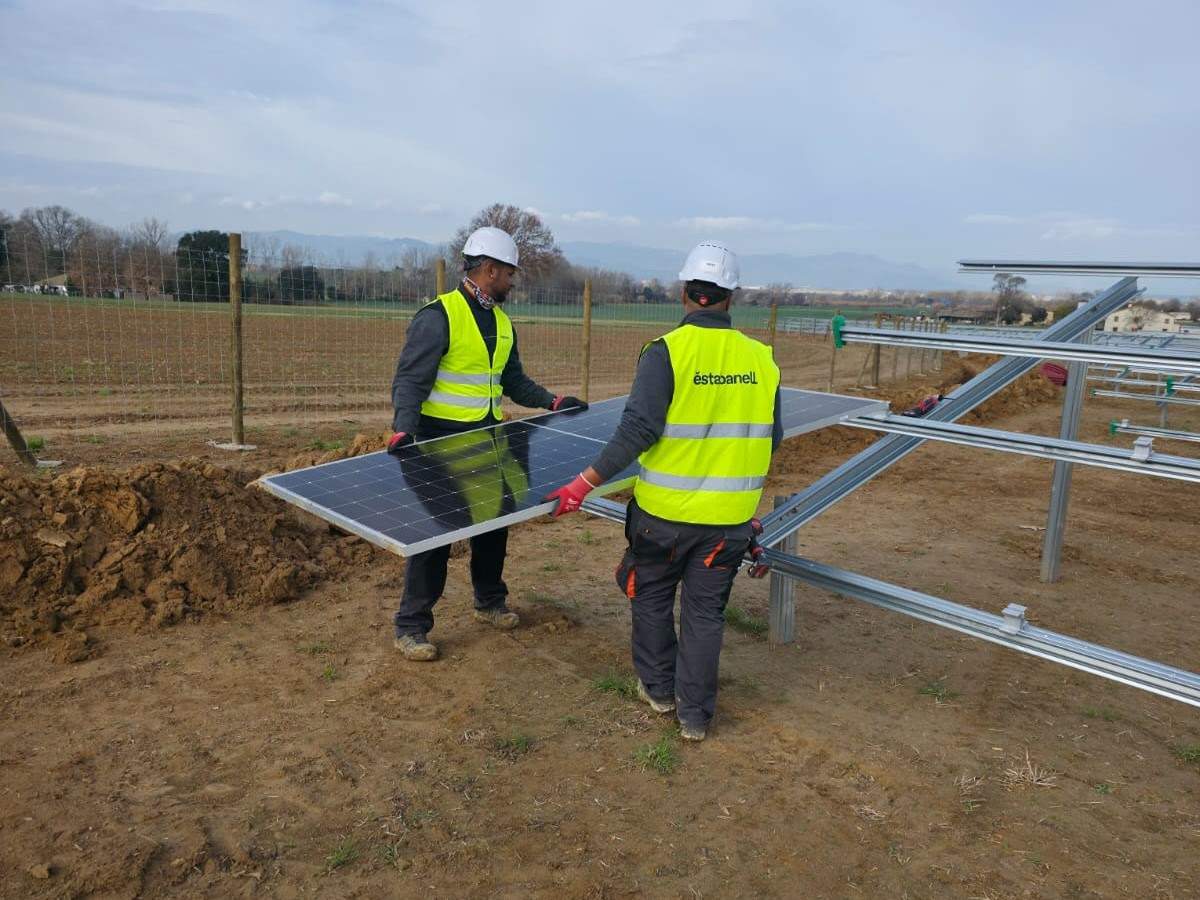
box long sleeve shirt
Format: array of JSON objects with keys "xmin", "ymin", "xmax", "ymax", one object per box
[
  {"xmin": 390, "ymin": 285, "xmax": 555, "ymax": 438},
  {"xmin": 590, "ymin": 308, "xmax": 783, "ymax": 481}
]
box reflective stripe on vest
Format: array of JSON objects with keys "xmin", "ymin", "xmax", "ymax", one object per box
[
  {"xmin": 633, "ymin": 324, "xmax": 779, "ymax": 525},
  {"xmin": 419, "ymin": 290, "xmax": 513, "ymax": 422},
  {"xmin": 419, "ymin": 427, "xmax": 530, "ymax": 524}
]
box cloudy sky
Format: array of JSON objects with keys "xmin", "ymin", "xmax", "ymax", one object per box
[{"xmin": 2, "ymin": 0, "xmax": 1198, "ymax": 285}]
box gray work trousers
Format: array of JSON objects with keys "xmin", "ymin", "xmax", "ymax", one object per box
[{"xmin": 616, "ymin": 499, "xmax": 754, "ymax": 728}]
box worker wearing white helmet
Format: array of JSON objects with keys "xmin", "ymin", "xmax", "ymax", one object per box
[
  {"xmin": 547, "ymin": 241, "xmax": 782, "ymax": 742},
  {"xmin": 388, "ymin": 225, "xmax": 587, "ymax": 661}
]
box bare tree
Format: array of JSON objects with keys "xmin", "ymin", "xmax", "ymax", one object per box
[
  {"xmin": 23, "ymin": 205, "xmax": 86, "ymax": 273},
  {"xmin": 130, "ymin": 217, "xmax": 170, "ymax": 250},
  {"xmin": 449, "ymin": 204, "xmax": 565, "ymax": 281}
]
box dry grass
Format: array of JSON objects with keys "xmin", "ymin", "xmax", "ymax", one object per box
[{"xmin": 1001, "ymin": 750, "xmax": 1058, "ymax": 790}]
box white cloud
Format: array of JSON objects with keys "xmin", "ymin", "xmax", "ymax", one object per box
[
  {"xmin": 418, "ymin": 202, "xmax": 443, "ymax": 215},
  {"xmin": 561, "ymin": 210, "xmax": 640, "ymax": 226},
  {"xmin": 963, "ymin": 213, "xmax": 1026, "ymax": 225},
  {"xmin": 675, "ymin": 216, "xmax": 840, "ymax": 233},
  {"xmin": 317, "ymin": 191, "xmax": 352, "ymax": 207}
]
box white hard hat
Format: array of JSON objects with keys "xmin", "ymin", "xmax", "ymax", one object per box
[
  {"xmin": 463, "ymin": 226, "xmax": 519, "ymax": 268},
  {"xmin": 679, "ymin": 241, "xmax": 739, "ymax": 290}
]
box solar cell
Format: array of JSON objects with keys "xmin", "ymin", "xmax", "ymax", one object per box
[{"xmin": 259, "ymin": 388, "xmax": 887, "ymax": 556}]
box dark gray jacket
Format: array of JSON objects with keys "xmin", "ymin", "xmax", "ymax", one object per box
[
  {"xmin": 390, "ymin": 285, "xmax": 556, "ymax": 438},
  {"xmin": 591, "ymin": 309, "xmax": 783, "ymax": 481}
]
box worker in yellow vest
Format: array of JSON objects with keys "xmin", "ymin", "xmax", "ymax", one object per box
[
  {"xmin": 547, "ymin": 241, "xmax": 781, "ymax": 741},
  {"xmin": 389, "ymin": 226, "xmax": 586, "ymax": 661}
]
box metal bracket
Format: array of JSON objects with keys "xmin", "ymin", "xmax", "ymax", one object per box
[
  {"xmin": 1132, "ymin": 436, "xmax": 1154, "ymax": 462},
  {"xmin": 1001, "ymin": 603, "xmax": 1027, "ymax": 634}
]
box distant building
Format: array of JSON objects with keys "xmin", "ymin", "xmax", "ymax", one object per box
[
  {"xmin": 937, "ymin": 311, "xmax": 990, "ymax": 325},
  {"xmin": 1103, "ymin": 307, "xmax": 1192, "ymax": 333}
]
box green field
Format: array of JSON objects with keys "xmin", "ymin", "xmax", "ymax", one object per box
[{"xmin": 1, "ymin": 293, "xmax": 926, "ymax": 327}]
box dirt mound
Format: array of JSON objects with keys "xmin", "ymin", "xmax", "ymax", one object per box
[
  {"xmin": 880, "ymin": 355, "xmax": 1059, "ymax": 423},
  {"xmin": 282, "ymin": 431, "xmax": 390, "ymax": 472},
  {"xmin": 0, "ymin": 459, "xmax": 390, "ymax": 660}
]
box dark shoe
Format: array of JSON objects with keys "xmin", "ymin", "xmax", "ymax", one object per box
[
  {"xmin": 636, "ymin": 680, "xmax": 675, "ymax": 715},
  {"xmin": 472, "ymin": 605, "xmax": 520, "ymax": 630},
  {"xmin": 678, "ymin": 719, "xmax": 707, "ymax": 742},
  {"xmin": 394, "ymin": 633, "xmax": 438, "ymax": 661}
]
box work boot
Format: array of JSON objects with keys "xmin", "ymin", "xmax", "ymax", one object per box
[
  {"xmin": 394, "ymin": 633, "xmax": 438, "ymax": 661},
  {"xmin": 636, "ymin": 680, "xmax": 676, "ymax": 715},
  {"xmin": 472, "ymin": 605, "xmax": 520, "ymax": 630},
  {"xmin": 678, "ymin": 720, "xmax": 707, "ymax": 742}
]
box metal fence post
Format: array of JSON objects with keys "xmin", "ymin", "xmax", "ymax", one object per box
[
  {"xmin": 767, "ymin": 303, "xmax": 778, "ymax": 349},
  {"xmin": 871, "ymin": 313, "xmax": 882, "ymax": 386},
  {"xmin": 768, "ymin": 496, "xmax": 796, "ymax": 645},
  {"xmin": 229, "ymin": 232, "xmax": 244, "ymax": 447},
  {"xmin": 0, "ymin": 397, "xmax": 38, "ymax": 467},
  {"xmin": 581, "ymin": 278, "xmax": 593, "ymax": 402},
  {"xmin": 435, "ymin": 258, "xmax": 446, "ymax": 296},
  {"xmin": 1040, "ymin": 320, "xmax": 1094, "ymax": 583}
]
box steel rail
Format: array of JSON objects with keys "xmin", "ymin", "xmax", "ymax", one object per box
[
  {"xmin": 841, "ymin": 414, "xmax": 1200, "ymax": 483},
  {"xmin": 1086, "ymin": 375, "xmax": 1200, "ymax": 393},
  {"xmin": 958, "ymin": 260, "xmax": 1200, "ymax": 278},
  {"xmin": 763, "ymin": 551, "xmax": 1200, "ymax": 708},
  {"xmin": 759, "ymin": 277, "xmax": 1143, "ymax": 545},
  {"xmin": 1111, "ymin": 420, "xmax": 1200, "ymax": 445},
  {"xmin": 838, "ymin": 327, "xmax": 1200, "ymax": 376},
  {"xmin": 1092, "ymin": 389, "xmax": 1200, "ymax": 407}
]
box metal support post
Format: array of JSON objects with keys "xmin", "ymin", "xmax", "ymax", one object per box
[
  {"xmin": 580, "ymin": 279, "xmax": 593, "ymax": 403},
  {"xmin": 229, "ymin": 232, "xmax": 244, "ymax": 447},
  {"xmin": 871, "ymin": 314, "xmax": 882, "ymax": 386},
  {"xmin": 1040, "ymin": 324, "xmax": 1092, "ymax": 583},
  {"xmin": 768, "ymin": 496, "xmax": 796, "ymax": 645},
  {"xmin": 767, "ymin": 303, "xmax": 778, "ymax": 349}
]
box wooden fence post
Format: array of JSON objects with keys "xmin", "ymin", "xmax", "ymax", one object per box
[
  {"xmin": 0, "ymin": 397, "xmax": 38, "ymax": 467},
  {"xmin": 229, "ymin": 232, "xmax": 244, "ymax": 447},
  {"xmin": 435, "ymin": 258, "xmax": 446, "ymax": 296},
  {"xmin": 581, "ymin": 279, "xmax": 593, "ymax": 402},
  {"xmin": 767, "ymin": 303, "xmax": 779, "ymax": 349},
  {"xmin": 871, "ymin": 313, "xmax": 882, "ymax": 386}
]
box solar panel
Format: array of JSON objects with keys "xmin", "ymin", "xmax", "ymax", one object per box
[{"xmin": 259, "ymin": 388, "xmax": 887, "ymax": 556}]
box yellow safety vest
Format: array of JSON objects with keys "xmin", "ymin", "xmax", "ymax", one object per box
[
  {"xmin": 634, "ymin": 324, "xmax": 779, "ymax": 525},
  {"xmin": 413, "ymin": 427, "xmax": 530, "ymax": 524},
  {"xmin": 419, "ymin": 289, "xmax": 513, "ymax": 422}
]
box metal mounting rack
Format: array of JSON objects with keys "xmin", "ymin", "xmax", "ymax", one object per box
[
  {"xmin": 841, "ymin": 414, "xmax": 1200, "ymax": 483},
  {"xmin": 1110, "ymin": 419, "xmax": 1200, "ymax": 445},
  {"xmin": 958, "ymin": 260, "xmax": 1200, "ymax": 278}
]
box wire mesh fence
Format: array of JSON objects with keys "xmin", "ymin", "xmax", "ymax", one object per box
[{"xmin": 1, "ymin": 231, "xmax": 898, "ymax": 464}]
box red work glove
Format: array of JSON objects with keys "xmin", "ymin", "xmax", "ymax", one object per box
[
  {"xmin": 551, "ymin": 395, "xmax": 589, "ymax": 412},
  {"xmin": 386, "ymin": 431, "xmax": 414, "ymax": 454},
  {"xmin": 545, "ymin": 472, "xmax": 596, "ymax": 517},
  {"xmin": 747, "ymin": 517, "xmax": 769, "ymax": 578}
]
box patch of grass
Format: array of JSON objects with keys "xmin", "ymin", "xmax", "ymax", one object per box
[
  {"xmin": 1081, "ymin": 706, "xmax": 1119, "ymax": 722},
  {"xmin": 634, "ymin": 731, "xmax": 681, "ymax": 775},
  {"xmin": 325, "ymin": 838, "xmax": 358, "ymax": 871},
  {"xmin": 724, "ymin": 604, "xmax": 768, "ymax": 637},
  {"xmin": 578, "ymin": 529, "xmax": 596, "ymax": 545},
  {"xmin": 84, "ymin": 434, "xmax": 105, "ymax": 444},
  {"xmin": 1094, "ymin": 782, "xmax": 1113, "ymax": 795},
  {"xmin": 1001, "ymin": 750, "xmax": 1058, "ymax": 790},
  {"xmin": 299, "ymin": 640, "xmax": 333, "ymax": 655},
  {"xmin": 321, "ymin": 662, "xmax": 338, "ymax": 682},
  {"xmin": 592, "ymin": 671, "xmax": 638, "ymax": 701},
  {"xmin": 562, "ymin": 714, "xmax": 583, "ymax": 728},
  {"xmin": 27, "ymin": 436, "xmax": 46, "ymax": 451},
  {"xmin": 308, "ymin": 438, "xmax": 345, "ymax": 451},
  {"xmin": 494, "ymin": 732, "xmax": 534, "ymax": 759},
  {"xmin": 97, "ymin": 387, "xmax": 112, "ymax": 397},
  {"xmin": 1172, "ymin": 744, "xmax": 1200, "ymax": 765},
  {"xmin": 918, "ymin": 679, "xmax": 959, "ymax": 703}
]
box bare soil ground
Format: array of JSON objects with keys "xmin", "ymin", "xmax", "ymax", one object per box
[{"xmin": 2, "ymin": 355, "xmax": 1199, "ymax": 898}]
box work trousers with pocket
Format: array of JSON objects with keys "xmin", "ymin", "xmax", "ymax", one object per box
[
  {"xmin": 616, "ymin": 499, "xmax": 753, "ymax": 728},
  {"xmin": 394, "ymin": 527, "xmax": 509, "ymax": 638}
]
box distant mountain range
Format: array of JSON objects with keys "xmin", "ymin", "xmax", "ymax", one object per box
[
  {"xmin": 240, "ymin": 230, "xmax": 956, "ymax": 290},
  {"xmin": 560, "ymin": 242, "xmax": 953, "ymax": 291}
]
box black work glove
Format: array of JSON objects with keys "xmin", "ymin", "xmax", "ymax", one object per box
[
  {"xmin": 386, "ymin": 431, "xmax": 415, "ymax": 454},
  {"xmin": 551, "ymin": 395, "xmax": 589, "ymax": 412}
]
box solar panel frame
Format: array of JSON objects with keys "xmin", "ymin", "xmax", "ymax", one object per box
[{"xmin": 258, "ymin": 388, "xmax": 887, "ymax": 557}]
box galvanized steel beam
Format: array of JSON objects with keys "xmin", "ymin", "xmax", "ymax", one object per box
[
  {"xmin": 759, "ymin": 277, "xmax": 1143, "ymax": 545},
  {"xmin": 763, "ymin": 551, "xmax": 1200, "ymax": 708},
  {"xmin": 958, "ymin": 260, "xmax": 1200, "ymax": 278}
]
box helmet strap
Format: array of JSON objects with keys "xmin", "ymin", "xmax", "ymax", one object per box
[{"xmin": 463, "ymin": 275, "xmax": 496, "ymax": 310}]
